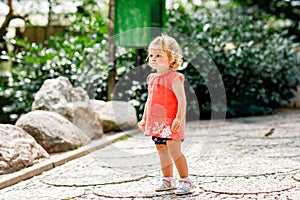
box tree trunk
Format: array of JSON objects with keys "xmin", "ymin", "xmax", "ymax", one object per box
[
  {"xmin": 0, "ymin": 0, "xmax": 14, "ymax": 42},
  {"xmin": 0, "ymin": 0, "xmax": 26, "ymax": 56},
  {"xmin": 107, "ymin": 0, "xmax": 116, "ymax": 100}
]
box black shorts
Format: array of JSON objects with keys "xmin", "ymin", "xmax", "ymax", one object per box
[
  {"xmin": 151, "ymin": 136, "xmax": 184, "ymax": 145},
  {"xmin": 152, "ymin": 136, "xmax": 171, "ymax": 144}
]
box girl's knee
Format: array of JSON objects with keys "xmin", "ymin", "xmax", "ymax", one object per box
[
  {"xmin": 155, "ymin": 144, "xmax": 168, "ymax": 154},
  {"xmin": 165, "ymin": 142, "xmax": 182, "ymax": 160},
  {"xmin": 168, "ymin": 148, "xmax": 183, "ymax": 160}
]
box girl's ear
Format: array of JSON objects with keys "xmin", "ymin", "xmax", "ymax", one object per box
[{"xmin": 170, "ymin": 61, "xmax": 177, "ymax": 68}]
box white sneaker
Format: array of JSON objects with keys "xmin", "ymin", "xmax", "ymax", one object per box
[
  {"xmin": 175, "ymin": 177, "xmax": 193, "ymax": 195},
  {"xmin": 155, "ymin": 177, "xmax": 177, "ymax": 192}
]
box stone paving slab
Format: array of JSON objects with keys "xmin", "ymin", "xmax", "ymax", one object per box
[
  {"xmin": 189, "ymin": 156, "xmax": 300, "ymax": 177},
  {"xmin": 93, "ymin": 177, "xmax": 202, "ymax": 198},
  {"xmin": 0, "ymin": 109, "xmax": 300, "ymax": 199},
  {"xmin": 294, "ymin": 173, "xmax": 300, "ymax": 181},
  {"xmin": 200, "ymin": 175, "xmax": 296, "ymax": 194},
  {"xmin": 0, "ymin": 177, "xmax": 85, "ymax": 200}
]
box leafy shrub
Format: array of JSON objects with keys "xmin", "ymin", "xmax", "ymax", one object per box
[
  {"xmin": 1, "ymin": 34, "xmax": 110, "ymax": 122},
  {"xmin": 0, "ymin": 0, "xmax": 110, "ymax": 123},
  {"xmin": 167, "ymin": 4, "xmax": 300, "ymax": 117}
]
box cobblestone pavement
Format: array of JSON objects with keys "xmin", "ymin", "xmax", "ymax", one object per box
[{"xmin": 1, "ymin": 109, "xmax": 300, "ymax": 199}]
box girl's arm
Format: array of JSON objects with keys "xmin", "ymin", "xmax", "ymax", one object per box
[
  {"xmin": 138, "ymin": 101, "xmax": 148, "ymax": 131},
  {"xmin": 171, "ymin": 78, "xmax": 186, "ymax": 132}
]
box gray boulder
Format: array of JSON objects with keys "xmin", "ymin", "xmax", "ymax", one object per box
[
  {"xmin": 0, "ymin": 124, "xmax": 49, "ymax": 175},
  {"xmin": 91, "ymin": 100, "xmax": 137, "ymax": 132},
  {"xmin": 16, "ymin": 110, "xmax": 91, "ymax": 153},
  {"xmin": 31, "ymin": 76, "xmax": 103, "ymax": 139}
]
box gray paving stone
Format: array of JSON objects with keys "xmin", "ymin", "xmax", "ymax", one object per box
[
  {"xmin": 93, "ymin": 177, "xmax": 202, "ymax": 198},
  {"xmin": 40, "ymin": 154, "xmax": 149, "ymax": 186},
  {"xmin": 294, "ymin": 173, "xmax": 300, "ymax": 182},
  {"xmin": 200, "ymin": 176, "xmax": 296, "ymax": 194},
  {"xmin": 0, "ymin": 178, "xmax": 85, "ymax": 200},
  {"xmin": 288, "ymin": 191, "xmax": 300, "ymax": 200},
  {"xmin": 190, "ymin": 155, "xmax": 300, "ymax": 177}
]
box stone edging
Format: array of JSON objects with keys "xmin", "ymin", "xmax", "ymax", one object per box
[{"xmin": 0, "ymin": 129, "xmax": 140, "ymax": 190}]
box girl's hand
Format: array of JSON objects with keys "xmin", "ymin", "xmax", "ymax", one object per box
[
  {"xmin": 138, "ymin": 119, "xmax": 146, "ymax": 131},
  {"xmin": 171, "ymin": 118, "xmax": 182, "ymax": 132}
]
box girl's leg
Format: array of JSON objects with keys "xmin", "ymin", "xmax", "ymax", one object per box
[
  {"xmin": 166, "ymin": 140, "xmax": 188, "ymax": 178},
  {"xmin": 155, "ymin": 144, "xmax": 173, "ymax": 177}
]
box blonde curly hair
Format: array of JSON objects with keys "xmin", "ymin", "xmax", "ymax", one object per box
[{"xmin": 148, "ymin": 34, "xmax": 183, "ymax": 70}]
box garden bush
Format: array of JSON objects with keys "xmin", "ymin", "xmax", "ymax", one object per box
[
  {"xmin": 167, "ymin": 4, "xmax": 300, "ymax": 117},
  {"xmin": 0, "ymin": 34, "xmax": 110, "ymax": 122},
  {"xmin": 0, "ymin": 0, "xmax": 110, "ymax": 123}
]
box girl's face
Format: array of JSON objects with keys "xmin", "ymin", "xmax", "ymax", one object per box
[{"xmin": 148, "ymin": 49, "xmax": 170, "ymax": 72}]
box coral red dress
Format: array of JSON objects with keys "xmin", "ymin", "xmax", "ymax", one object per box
[{"xmin": 144, "ymin": 70, "xmax": 185, "ymax": 140}]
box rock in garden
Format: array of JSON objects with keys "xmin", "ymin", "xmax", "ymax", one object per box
[
  {"xmin": 31, "ymin": 76, "xmax": 103, "ymax": 139},
  {"xmin": 16, "ymin": 110, "xmax": 91, "ymax": 153},
  {"xmin": 0, "ymin": 124, "xmax": 49, "ymax": 175},
  {"xmin": 91, "ymin": 100, "xmax": 137, "ymax": 132}
]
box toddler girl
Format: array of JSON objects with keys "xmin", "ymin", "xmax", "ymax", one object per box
[{"xmin": 138, "ymin": 34, "xmax": 192, "ymax": 195}]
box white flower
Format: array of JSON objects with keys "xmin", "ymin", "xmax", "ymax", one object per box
[{"xmin": 161, "ymin": 126, "xmax": 172, "ymax": 138}]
